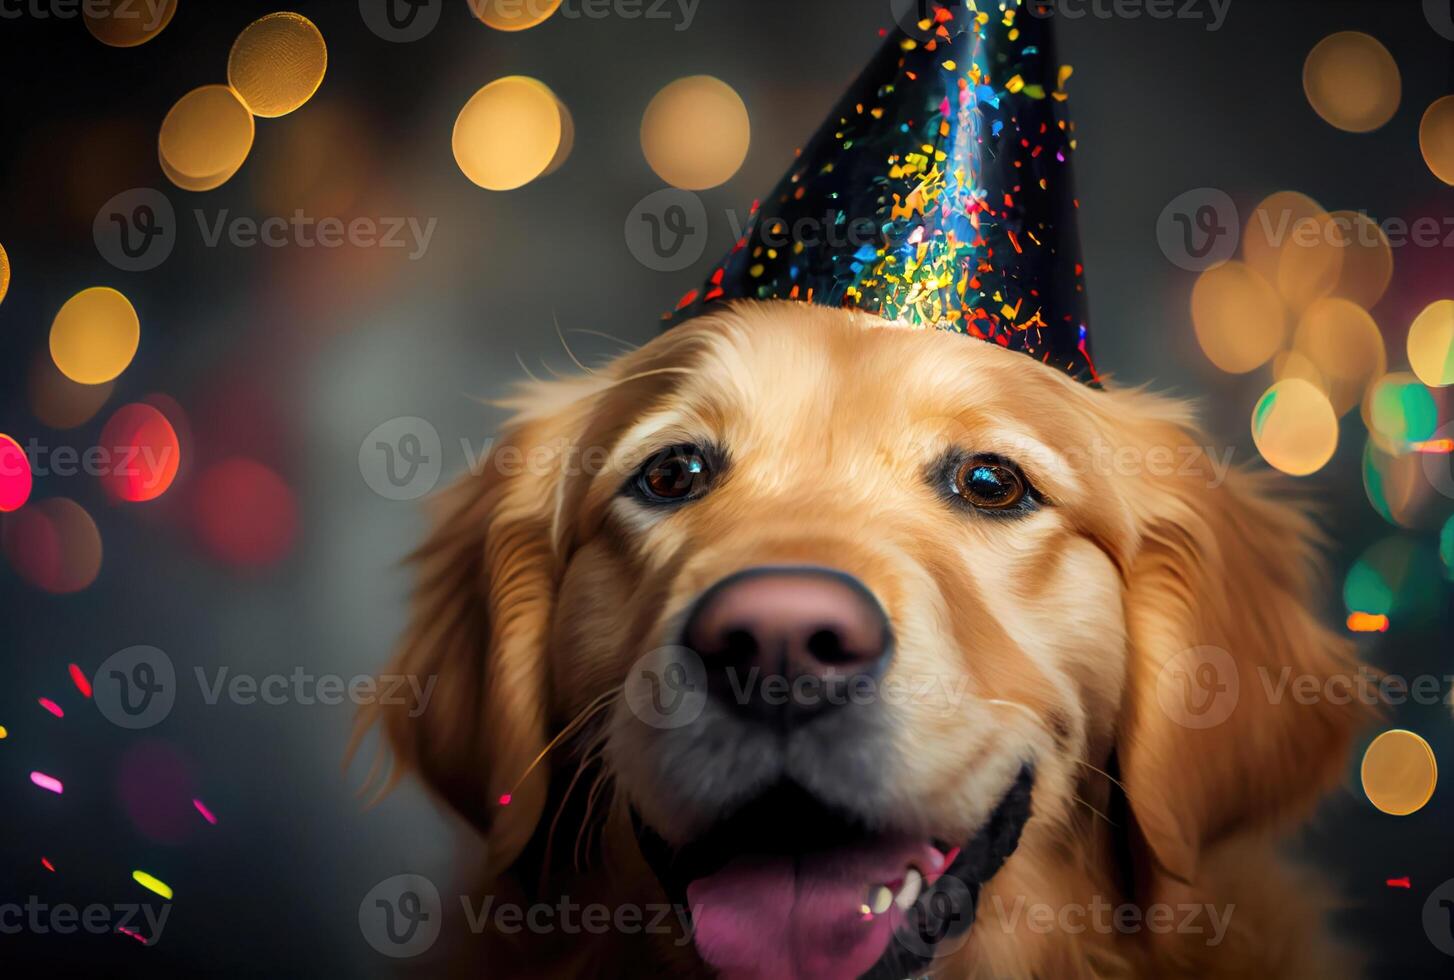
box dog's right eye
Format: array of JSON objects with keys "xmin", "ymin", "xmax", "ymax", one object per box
[{"xmin": 631, "ymin": 446, "xmax": 715, "ymax": 504}]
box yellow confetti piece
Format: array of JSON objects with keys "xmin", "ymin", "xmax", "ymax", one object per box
[
  {"xmin": 749, "ymin": 264, "xmax": 765, "ymax": 278},
  {"xmin": 900, "ymin": 39, "xmax": 917, "ymax": 51},
  {"xmin": 942, "ymin": 60, "xmax": 957, "ymax": 71},
  {"xmin": 133, "ymin": 870, "xmax": 173, "ymax": 900},
  {"xmin": 0, "ymin": 725, "xmax": 8, "ymax": 739},
  {"xmin": 1005, "ymin": 75, "xmax": 1025, "ymax": 94}
]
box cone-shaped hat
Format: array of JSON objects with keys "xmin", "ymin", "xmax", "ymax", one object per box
[{"xmin": 670, "ymin": 0, "xmax": 1097, "ymax": 383}]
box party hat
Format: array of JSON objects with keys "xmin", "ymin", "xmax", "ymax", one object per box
[{"xmin": 669, "ymin": 0, "xmax": 1097, "ymax": 383}]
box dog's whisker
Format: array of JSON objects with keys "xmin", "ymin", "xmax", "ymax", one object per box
[
  {"xmin": 1073, "ymin": 758, "xmax": 1128, "ymax": 793},
  {"xmin": 542, "ymin": 740, "xmax": 609, "ymax": 880},
  {"xmin": 553, "ymin": 311, "xmax": 595, "ymax": 376},
  {"xmin": 502, "ymin": 686, "xmax": 621, "ymax": 804},
  {"xmin": 568, "ymin": 327, "xmax": 640, "ymax": 353},
  {"xmin": 1072, "ymin": 793, "xmax": 1116, "ymax": 829},
  {"xmin": 575, "ymin": 764, "xmax": 615, "ymax": 874},
  {"xmin": 511, "ymin": 348, "xmax": 546, "ymax": 383}
]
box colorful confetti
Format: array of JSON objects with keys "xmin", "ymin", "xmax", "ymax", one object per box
[
  {"xmin": 1346, "ymin": 612, "xmax": 1390, "ymax": 633},
  {"xmin": 116, "ymin": 925, "xmax": 149, "ymax": 945},
  {"xmin": 30, "ymin": 771, "xmax": 63, "ymax": 794},
  {"xmin": 38, "ymin": 697, "xmax": 64, "ymax": 718},
  {"xmin": 42, "ymin": 857, "xmax": 55, "ymax": 872},
  {"xmin": 193, "ymin": 798, "xmax": 218, "ymax": 825},
  {"xmin": 1386, "ymin": 877, "xmax": 1411, "ymax": 889},
  {"xmin": 132, "ymin": 870, "xmax": 174, "ymax": 900},
  {"xmin": 69, "ymin": 663, "xmax": 93, "ymax": 698}
]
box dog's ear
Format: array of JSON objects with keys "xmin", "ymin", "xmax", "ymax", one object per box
[
  {"xmin": 362, "ymin": 408, "xmax": 577, "ymax": 877},
  {"xmin": 1104, "ymin": 396, "xmax": 1368, "ymax": 889}
]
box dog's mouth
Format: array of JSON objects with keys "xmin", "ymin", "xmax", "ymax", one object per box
[{"xmin": 635, "ymin": 766, "xmax": 1034, "ymax": 980}]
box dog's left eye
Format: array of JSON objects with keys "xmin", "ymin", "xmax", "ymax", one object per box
[
  {"xmin": 950, "ymin": 455, "xmax": 1032, "ymax": 512},
  {"xmin": 631, "ymin": 445, "xmax": 715, "ymax": 504}
]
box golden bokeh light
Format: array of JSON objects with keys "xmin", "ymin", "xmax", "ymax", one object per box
[
  {"xmin": 1251, "ymin": 378, "xmax": 1339, "ymax": 476},
  {"xmin": 1273, "ymin": 349, "xmax": 1326, "ymax": 389},
  {"xmin": 228, "ymin": 12, "xmax": 328, "ymax": 118},
  {"xmin": 1303, "ymin": 31, "xmax": 1401, "ymax": 133},
  {"xmin": 1292, "ymin": 298, "xmax": 1386, "ymax": 415},
  {"xmin": 158, "ymin": 85, "xmax": 256, "ymax": 192},
  {"xmin": 642, "ymin": 76, "xmax": 751, "ymax": 190},
  {"xmin": 1243, "ymin": 191, "xmax": 1322, "ymax": 290},
  {"xmin": 1407, "ymin": 299, "xmax": 1454, "ymax": 388},
  {"xmin": 1328, "ymin": 210, "xmax": 1393, "ymax": 308},
  {"xmin": 0, "ymin": 240, "xmax": 9, "ymax": 306},
  {"xmin": 1420, "ymin": 95, "xmax": 1454, "ymax": 186},
  {"xmin": 543, "ymin": 96, "xmax": 575, "ymax": 177},
  {"xmin": 49, "ymin": 287, "xmax": 140, "ymax": 385},
  {"xmin": 472, "ymin": 0, "xmax": 564, "ymax": 30},
  {"xmin": 1276, "ymin": 208, "xmax": 1345, "ymax": 312},
  {"xmin": 1190, "ymin": 260, "xmax": 1286, "ymax": 373},
  {"xmin": 452, "ymin": 76, "xmax": 565, "ymax": 191},
  {"xmin": 83, "ymin": 0, "xmax": 176, "ymax": 47},
  {"xmin": 29, "ymin": 355, "xmax": 114, "ymax": 430},
  {"xmin": 1360, "ymin": 729, "xmax": 1437, "ymax": 816}
]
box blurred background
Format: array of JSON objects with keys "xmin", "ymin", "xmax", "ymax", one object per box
[{"xmin": 1, "ymin": 0, "xmax": 1452, "ymax": 975}]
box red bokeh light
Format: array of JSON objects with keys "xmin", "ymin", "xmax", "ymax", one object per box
[
  {"xmin": 2, "ymin": 497, "xmax": 103, "ymax": 593},
  {"xmin": 0, "ymin": 434, "xmax": 33, "ymax": 512},
  {"xmin": 192, "ymin": 458, "xmax": 297, "ymax": 567},
  {"xmin": 98, "ymin": 403, "xmax": 182, "ymax": 502}
]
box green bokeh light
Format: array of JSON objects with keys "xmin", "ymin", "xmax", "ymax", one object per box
[{"xmin": 1367, "ymin": 377, "xmax": 1438, "ymax": 446}]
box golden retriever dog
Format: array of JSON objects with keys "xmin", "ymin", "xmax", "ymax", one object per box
[{"xmin": 363, "ymin": 299, "xmax": 1367, "ymax": 979}]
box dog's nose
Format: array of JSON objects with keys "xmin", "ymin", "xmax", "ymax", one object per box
[{"xmin": 682, "ymin": 567, "xmax": 892, "ymax": 719}]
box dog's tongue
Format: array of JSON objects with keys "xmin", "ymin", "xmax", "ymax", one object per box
[{"xmin": 686, "ymin": 839, "xmax": 940, "ymax": 980}]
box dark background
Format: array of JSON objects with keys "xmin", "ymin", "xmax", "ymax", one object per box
[{"xmin": 1, "ymin": 0, "xmax": 1452, "ymax": 975}]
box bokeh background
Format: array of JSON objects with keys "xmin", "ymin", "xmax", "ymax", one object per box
[{"xmin": 1, "ymin": 0, "xmax": 1453, "ymax": 975}]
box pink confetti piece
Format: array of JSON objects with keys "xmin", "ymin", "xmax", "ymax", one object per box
[
  {"xmin": 30, "ymin": 771, "xmax": 63, "ymax": 794},
  {"xmin": 193, "ymin": 798, "xmax": 218, "ymax": 825},
  {"xmin": 42, "ymin": 857, "xmax": 56, "ymax": 872},
  {"xmin": 38, "ymin": 697, "xmax": 64, "ymax": 718},
  {"xmin": 69, "ymin": 663, "xmax": 92, "ymax": 698},
  {"xmin": 116, "ymin": 925, "xmax": 148, "ymax": 945}
]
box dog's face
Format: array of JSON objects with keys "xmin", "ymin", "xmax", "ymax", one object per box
[{"xmin": 372, "ymin": 301, "xmax": 1362, "ymax": 978}]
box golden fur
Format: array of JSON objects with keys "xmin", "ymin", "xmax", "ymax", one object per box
[{"xmin": 362, "ymin": 300, "xmax": 1368, "ymax": 978}]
